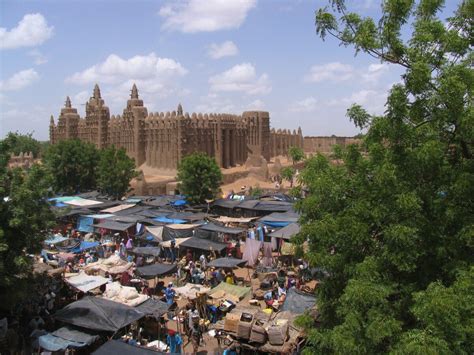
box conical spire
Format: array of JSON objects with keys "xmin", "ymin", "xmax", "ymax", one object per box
[
  {"xmin": 131, "ymin": 83, "xmax": 139, "ymax": 99},
  {"xmin": 177, "ymin": 103, "xmax": 183, "ymax": 116},
  {"xmin": 65, "ymin": 96, "xmax": 71, "ymax": 108},
  {"xmin": 93, "ymin": 84, "xmax": 101, "ymax": 99},
  {"xmin": 50, "ymin": 115, "xmax": 54, "ymax": 125}
]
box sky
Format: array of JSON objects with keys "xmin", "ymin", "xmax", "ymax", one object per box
[{"xmin": 0, "ymin": 0, "xmax": 459, "ymax": 141}]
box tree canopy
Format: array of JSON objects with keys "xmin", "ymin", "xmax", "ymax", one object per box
[
  {"xmin": 0, "ymin": 140, "xmax": 55, "ymax": 298},
  {"xmin": 2, "ymin": 132, "xmax": 45, "ymax": 158},
  {"xmin": 97, "ymin": 145, "xmax": 136, "ymax": 199},
  {"xmin": 289, "ymin": 146, "xmax": 305, "ymax": 165},
  {"xmin": 296, "ymin": 0, "xmax": 473, "ymax": 353},
  {"xmin": 177, "ymin": 152, "xmax": 223, "ymax": 204},
  {"xmin": 43, "ymin": 139, "xmax": 100, "ymax": 194}
]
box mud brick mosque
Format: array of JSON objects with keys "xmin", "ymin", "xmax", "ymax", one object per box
[{"xmin": 49, "ymin": 84, "xmax": 304, "ymax": 169}]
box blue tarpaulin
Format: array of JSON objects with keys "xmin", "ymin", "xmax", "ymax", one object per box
[
  {"xmin": 44, "ymin": 235, "xmax": 68, "ymax": 245},
  {"xmin": 72, "ymin": 241, "xmax": 100, "ymax": 253},
  {"xmin": 171, "ymin": 199, "xmax": 187, "ymax": 206},
  {"xmin": 38, "ymin": 334, "xmax": 87, "ymax": 351},
  {"xmin": 77, "ymin": 216, "xmax": 94, "ymax": 233},
  {"xmin": 153, "ymin": 216, "xmax": 186, "ymax": 224}
]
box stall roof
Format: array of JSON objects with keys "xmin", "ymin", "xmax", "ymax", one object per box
[
  {"xmin": 212, "ymin": 199, "xmax": 242, "ymax": 209},
  {"xmin": 101, "ymin": 204, "xmax": 136, "ymax": 213},
  {"xmin": 44, "ymin": 235, "xmax": 68, "ymax": 245},
  {"xmin": 93, "ymin": 220, "xmax": 135, "ymax": 231},
  {"xmin": 92, "ymin": 340, "xmax": 163, "ymax": 355},
  {"xmin": 259, "ymin": 211, "xmax": 300, "ymax": 227},
  {"xmin": 38, "ymin": 327, "xmax": 98, "ymax": 352},
  {"xmin": 136, "ymin": 263, "xmax": 177, "ymax": 279},
  {"xmin": 198, "ymin": 223, "xmax": 245, "ymax": 235},
  {"xmin": 281, "ymin": 288, "xmax": 317, "ymax": 314},
  {"xmin": 268, "ymin": 223, "xmax": 301, "ymax": 240},
  {"xmin": 135, "ymin": 298, "xmax": 169, "ymax": 319},
  {"xmin": 247, "ymin": 201, "xmax": 294, "ymax": 212},
  {"xmin": 208, "ymin": 282, "xmax": 250, "ymax": 301},
  {"xmin": 63, "ymin": 197, "xmax": 104, "ymax": 207},
  {"xmin": 179, "ymin": 237, "xmax": 227, "ymax": 252},
  {"xmin": 153, "ymin": 216, "xmax": 186, "ymax": 224},
  {"xmin": 131, "ymin": 247, "xmax": 161, "ymax": 257},
  {"xmin": 71, "ymin": 241, "xmax": 100, "ymax": 254},
  {"xmin": 54, "ymin": 296, "xmax": 144, "ymax": 332},
  {"xmin": 208, "ymin": 257, "xmax": 246, "ymax": 269},
  {"xmin": 145, "ymin": 226, "xmax": 165, "ymax": 242},
  {"xmin": 65, "ymin": 273, "xmax": 109, "ymax": 293},
  {"xmin": 165, "ymin": 211, "xmax": 210, "ymax": 221}
]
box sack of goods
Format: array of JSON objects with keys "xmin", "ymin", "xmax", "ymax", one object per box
[
  {"xmin": 237, "ymin": 312, "xmax": 254, "ymax": 340},
  {"xmin": 249, "ymin": 320, "xmax": 267, "ymax": 344},
  {"xmin": 266, "ymin": 319, "xmax": 289, "ymax": 346},
  {"xmin": 224, "ymin": 313, "xmax": 240, "ymax": 333}
]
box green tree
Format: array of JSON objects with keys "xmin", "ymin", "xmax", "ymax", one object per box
[
  {"xmin": 177, "ymin": 152, "xmax": 223, "ymax": 204},
  {"xmin": 289, "ymin": 146, "xmax": 305, "ymax": 165},
  {"xmin": 2, "ymin": 131, "xmax": 43, "ymax": 158},
  {"xmin": 281, "ymin": 166, "xmax": 295, "ymax": 187},
  {"xmin": 43, "ymin": 139, "xmax": 100, "ymax": 194},
  {"xmin": 97, "ymin": 145, "xmax": 136, "ymax": 199},
  {"xmin": 0, "ymin": 140, "xmax": 55, "ymax": 298},
  {"xmin": 297, "ymin": 0, "xmax": 473, "ymax": 353}
]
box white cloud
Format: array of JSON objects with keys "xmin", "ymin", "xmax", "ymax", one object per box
[
  {"xmin": 208, "ymin": 41, "xmax": 239, "ymax": 59},
  {"xmin": 329, "ymin": 89, "xmax": 387, "ymax": 115},
  {"xmin": 361, "ymin": 63, "xmax": 390, "ymax": 84},
  {"xmin": 66, "ymin": 53, "xmax": 188, "ymax": 85},
  {"xmin": 72, "ymin": 90, "xmax": 89, "ymax": 105},
  {"xmin": 209, "ymin": 63, "xmax": 271, "ymax": 95},
  {"xmin": 159, "ymin": 0, "xmax": 257, "ymax": 33},
  {"xmin": 0, "ymin": 13, "xmax": 54, "ymax": 50},
  {"xmin": 28, "ymin": 49, "xmax": 48, "ymax": 65},
  {"xmin": 289, "ymin": 97, "xmax": 318, "ymax": 112},
  {"xmin": 0, "ymin": 69, "xmax": 39, "ymax": 91},
  {"xmin": 305, "ymin": 62, "xmax": 354, "ymax": 83},
  {"xmin": 247, "ymin": 99, "xmax": 265, "ymax": 110}
]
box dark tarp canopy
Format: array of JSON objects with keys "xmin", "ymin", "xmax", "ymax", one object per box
[
  {"xmin": 207, "ymin": 257, "xmax": 246, "ymax": 269},
  {"xmin": 113, "ymin": 205, "xmax": 151, "ymax": 216},
  {"xmin": 135, "ymin": 298, "xmax": 169, "ymax": 319},
  {"xmin": 281, "ymin": 288, "xmax": 317, "ymax": 314},
  {"xmin": 131, "ymin": 247, "xmax": 161, "ymax": 257},
  {"xmin": 136, "ymin": 263, "xmax": 177, "ymax": 279},
  {"xmin": 54, "ymin": 296, "xmax": 144, "ymax": 332},
  {"xmin": 179, "ymin": 237, "xmax": 227, "ymax": 252},
  {"xmin": 165, "ymin": 211, "xmax": 211, "ymax": 221},
  {"xmin": 198, "ymin": 223, "xmax": 245, "ymax": 235},
  {"xmin": 162, "ymin": 225, "xmax": 195, "ymax": 241},
  {"xmin": 212, "ymin": 199, "xmax": 242, "ymax": 209},
  {"xmin": 92, "ymin": 340, "xmax": 164, "ymax": 354},
  {"xmin": 93, "ymin": 220, "xmax": 135, "ymax": 231},
  {"xmin": 268, "ymin": 223, "xmax": 301, "ymax": 240},
  {"xmin": 247, "ymin": 201, "xmax": 294, "ymax": 212},
  {"xmin": 259, "ymin": 211, "xmax": 300, "ymax": 227}
]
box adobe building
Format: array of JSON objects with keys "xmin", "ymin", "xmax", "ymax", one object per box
[
  {"xmin": 50, "ymin": 84, "xmax": 303, "ymax": 169},
  {"xmin": 303, "ymin": 136, "xmax": 361, "ymax": 155}
]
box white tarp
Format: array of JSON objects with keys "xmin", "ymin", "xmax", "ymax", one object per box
[
  {"xmin": 84, "ymin": 254, "xmax": 133, "ymax": 275},
  {"xmin": 101, "ymin": 282, "xmax": 148, "ymax": 307},
  {"xmin": 146, "ymin": 226, "xmax": 164, "ymax": 241},
  {"xmin": 65, "ymin": 272, "xmax": 108, "ymax": 293},
  {"xmin": 101, "ymin": 204, "xmax": 136, "ymax": 213},
  {"xmin": 161, "ymin": 237, "xmax": 190, "ymax": 248},
  {"xmin": 174, "ymin": 283, "xmax": 210, "ymax": 300},
  {"xmin": 214, "ymin": 216, "xmax": 257, "ymax": 223},
  {"xmin": 64, "ymin": 198, "xmax": 103, "ymax": 207}
]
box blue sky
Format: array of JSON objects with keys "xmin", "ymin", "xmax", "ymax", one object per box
[{"xmin": 0, "ymin": 0, "xmax": 458, "ymax": 140}]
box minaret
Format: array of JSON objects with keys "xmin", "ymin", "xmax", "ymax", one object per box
[
  {"xmin": 93, "ymin": 83, "xmax": 101, "ymax": 99},
  {"xmin": 49, "ymin": 115, "xmax": 56, "ymax": 144},
  {"xmin": 65, "ymin": 96, "xmax": 72, "ymax": 108},
  {"xmin": 131, "ymin": 83, "xmax": 139, "ymax": 99},
  {"xmin": 177, "ymin": 103, "xmax": 183, "ymax": 116}
]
